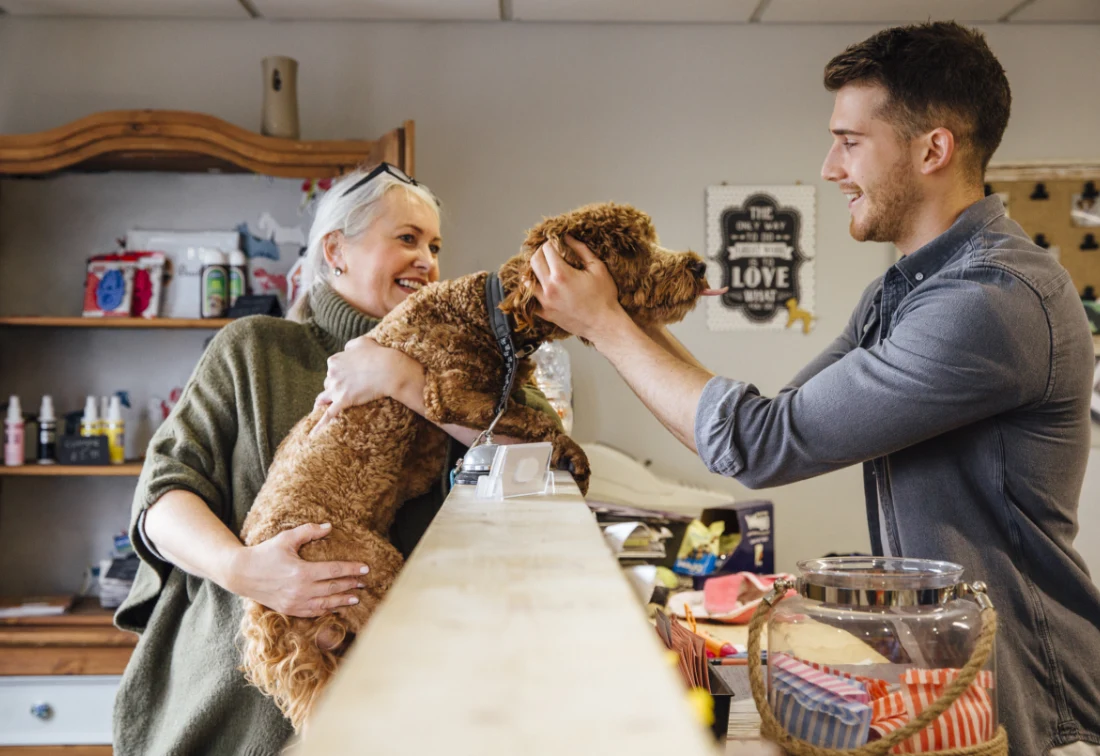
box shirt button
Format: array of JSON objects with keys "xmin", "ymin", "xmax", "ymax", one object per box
[{"xmin": 915, "ymin": 272, "xmax": 925, "ymax": 281}]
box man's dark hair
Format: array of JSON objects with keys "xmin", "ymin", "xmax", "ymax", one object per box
[{"xmin": 824, "ymin": 21, "xmax": 1011, "ymax": 180}]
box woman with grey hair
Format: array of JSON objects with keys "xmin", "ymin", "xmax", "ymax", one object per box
[{"xmin": 112, "ymin": 164, "xmax": 559, "ymax": 755}]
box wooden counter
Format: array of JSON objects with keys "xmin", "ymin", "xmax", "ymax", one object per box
[{"xmin": 298, "ymin": 472, "xmax": 722, "ymax": 756}]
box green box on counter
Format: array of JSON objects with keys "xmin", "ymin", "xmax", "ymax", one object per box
[{"xmin": 692, "ymin": 499, "xmax": 774, "ymax": 589}]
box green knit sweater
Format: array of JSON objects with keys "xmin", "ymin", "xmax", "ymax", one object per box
[{"xmin": 113, "ymin": 283, "xmax": 561, "ymax": 756}]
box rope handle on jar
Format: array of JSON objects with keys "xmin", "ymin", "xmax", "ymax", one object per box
[{"xmin": 746, "ymin": 580, "xmax": 1009, "ymax": 756}]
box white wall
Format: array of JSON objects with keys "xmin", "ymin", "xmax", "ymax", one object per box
[{"xmin": 0, "ymin": 17, "xmax": 1097, "ymax": 590}]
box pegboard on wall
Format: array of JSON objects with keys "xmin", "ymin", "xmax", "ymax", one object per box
[{"xmin": 986, "ymin": 162, "xmax": 1100, "ymax": 301}]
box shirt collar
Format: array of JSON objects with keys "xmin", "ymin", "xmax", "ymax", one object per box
[{"xmin": 894, "ymin": 194, "xmax": 1005, "ymax": 287}]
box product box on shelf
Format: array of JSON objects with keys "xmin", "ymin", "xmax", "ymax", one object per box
[
  {"xmin": 692, "ymin": 499, "xmax": 774, "ymax": 587},
  {"xmin": 125, "ymin": 230, "xmax": 241, "ymax": 319}
]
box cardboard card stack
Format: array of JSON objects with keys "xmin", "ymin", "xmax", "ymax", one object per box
[
  {"xmin": 98, "ymin": 532, "xmax": 139, "ymax": 609},
  {"xmin": 588, "ymin": 500, "xmax": 691, "ymax": 569},
  {"xmin": 654, "ymin": 609, "xmax": 710, "ymax": 691},
  {"xmin": 602, "ymin": 522, "xmax": 671, "ymax": 560}
]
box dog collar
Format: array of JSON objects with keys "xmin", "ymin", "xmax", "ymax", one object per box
[{"xmin": 485, "ymin": 272, "xmax": 537, "ymax": 421}]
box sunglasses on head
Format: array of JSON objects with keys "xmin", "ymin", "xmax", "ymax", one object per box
[{"xmin": 341, "ymin": 162, "xmax": 427, "ymax": 199}]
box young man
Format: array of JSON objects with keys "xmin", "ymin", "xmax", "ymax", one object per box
[{"xmin": 529, "ymin": 22, "xmax": 1099, "ymax": 755}]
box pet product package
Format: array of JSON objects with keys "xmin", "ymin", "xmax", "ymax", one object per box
[
  {"xmin": 130, "ymin": 251, "xmax": 166, "ymax": 318},
  {"xmin": 83, "ymin": 257, "xmax": 136, "ymax": 318},
  {"xmin": 674, "ymin": 519, "xmax": 725, "ymax": 576},
  {"xmin": 697, "ymin": 499, "xmax": 775, "ymax": 581}
]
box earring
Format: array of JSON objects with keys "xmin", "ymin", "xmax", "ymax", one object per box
[{"xmin": 334, "ymin": 267, "xmax": 343, "ymax": 277}]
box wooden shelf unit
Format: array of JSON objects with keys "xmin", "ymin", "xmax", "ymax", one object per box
[
  {"xmin": 0, "ymin": 316, "xmax": 231, "ymax": 329},
  {"xmin": 0, "ymin": 463, "xmax": 143, "ymax": 477},
  {"xmin": 0, "ymin": 748, "xmax": 112, "ymax": 755},
  {"xmin": 0, "ymin": 600, "xmax": 136, "ymax": 677},
  {"xmin": 0, "ymin": 110, "xmax": 414, "ymax": 179},
  {"xmin": 0, "ymin": 112, "xmax": 408, "ymax": 754}
]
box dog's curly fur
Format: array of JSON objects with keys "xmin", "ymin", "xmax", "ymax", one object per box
[{"xmin": 238, "ymin": 202, "xmax": 715, "ymax": 730}]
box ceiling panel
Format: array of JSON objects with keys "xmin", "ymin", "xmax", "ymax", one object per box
[
  {"xmin": 0, "ymin": 0, "xmax": 249, "ymax": 17},
  {"xmin": 251, "ymin": 0, "xmax": 499, "ymax": 21},
  {"xmin": 1009, "ymin": 0, "xmax": 1100, "ymax": 22},
  {"xmin": 510, "ymin": 0, "xmax": 760, "ymax": 23},
  {"xmin": 761, "ymin": 0, "xmax": 1022, "ymax": 24}
]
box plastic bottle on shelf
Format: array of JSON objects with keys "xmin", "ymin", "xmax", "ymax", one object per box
[
  {"xmin": 105, "ymin": 396, "xmax": 125, "ymax": 465},
  {"xmin": 36, "ymin": 395, "xmax": 57, "ymax": 465},
  {"xmin": 200, "ymin": 248, "xmax": 229, "ymax": 318},
  {"xmin": 4, "ymin": 396, "xmax": 24, "ymax": 467},
  {"xmin": 227, "ymin": 249, "xmax": 248, "ymax": 309},
  {"xmin": 531, "ymin": 341, "xmax": 574, "ymax": 434},
  {"xmin": 80, "ymin": 396, "xmax": 100, "ymax": 438},
  {"xmin": 99, "ymin": 396, "xmax": 110, "ymax": 436}
]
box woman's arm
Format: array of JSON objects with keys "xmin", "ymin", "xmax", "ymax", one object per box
[
  {"xmin": 313, "ymin": 335, "xmax": 525, "ymax": 444},
  {"xmin": 145, "ymin": 489, "xmax": 369, "ymax": 617}
]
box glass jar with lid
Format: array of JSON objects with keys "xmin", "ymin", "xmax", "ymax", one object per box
[{"xmin": 748, "ymin": 557, "xmax": 1007, "ymax": 754}]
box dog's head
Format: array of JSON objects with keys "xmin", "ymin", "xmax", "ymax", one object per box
[
  {"xmin": 500, "ymin": 202, "xmax": 658, "ymax": 338},
  {"xmin": 625, "ymin": 248, "xmax": 720, "ymax": 329}
]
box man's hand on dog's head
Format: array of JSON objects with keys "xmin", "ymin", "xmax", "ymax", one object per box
[{"xmin": 528, "ymin": 234, "xmax": 627, "ymax": 344}]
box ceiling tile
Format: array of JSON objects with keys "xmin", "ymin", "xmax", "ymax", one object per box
[
  {"xmin": 0, "ymin": 0, "xmax": 249, "ymax": 17},
  {"xmin": 510, "ymin": 0, "xmax": 761, "ymax": 23},
  {"xmin": 761, "ymin": 0, "xmax": 1022, "ymax": 24},
  {"xmin": 1009, "ymin": 0, "xmax": 1100, "ymax": 22},
  {"xmin": 250, "ymin": 0, "xmax": 499, "ymax": 21}
]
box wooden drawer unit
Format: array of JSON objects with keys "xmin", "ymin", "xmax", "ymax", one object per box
[
  {"xmin": 0, "ymin": 604, "xmax": 136, "ymax": 677},
  {"xmin": 0, "ymin": 676, "xmax": 119, "ymax": 746},
  {"xmin": 0, "ymin": 602, "xmax": 135, "ymax": 752}
]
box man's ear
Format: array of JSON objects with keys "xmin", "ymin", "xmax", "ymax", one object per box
[{"xmin": 920, "ymin": 127, "xmax": 956, "ymax": 176}]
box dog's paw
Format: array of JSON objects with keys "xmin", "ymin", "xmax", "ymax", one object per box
[{"xmin": 552, "ymin": 435, "xmax": 590, "ymax": 496}]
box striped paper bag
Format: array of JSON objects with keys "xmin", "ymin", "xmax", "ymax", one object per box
[
  {"xmin": 771, "ymin": 654, "xmax": 873, "ymax": 748},
  {"xmin": 795, "ymin": 656, "xmax": 893, "ymax": 700},
  {"xmin": 869, "ymin": 669, "xmax": 995, "ymax": 753}
]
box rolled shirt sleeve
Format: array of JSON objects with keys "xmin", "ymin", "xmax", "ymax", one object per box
[{"xmin": 694, "ymin": 268, "xmax": 1050, "ymax": 489}]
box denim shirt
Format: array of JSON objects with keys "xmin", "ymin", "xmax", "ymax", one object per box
[{"xmin": 695, "ymin": 196, "xmax": 1100, "ymax": 754}]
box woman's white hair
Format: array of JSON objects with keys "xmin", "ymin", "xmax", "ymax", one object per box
[{"xmin": 287, "ymin": 167, "xmax": 440, "ymax": 322}]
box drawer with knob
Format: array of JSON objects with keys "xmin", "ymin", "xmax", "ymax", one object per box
[{"xmin": 0, "ymin": 676, "xmax": 119, "ymax": 746}]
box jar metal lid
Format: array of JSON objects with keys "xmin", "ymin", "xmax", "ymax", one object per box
[{"xmin": 796, "ymin": 556, "xmax": 966, "ymax": 607}]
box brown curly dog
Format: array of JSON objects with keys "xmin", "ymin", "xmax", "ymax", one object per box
[{"xmin": 238, "ymin": 202, "xmax": 719, "ymax": 730}]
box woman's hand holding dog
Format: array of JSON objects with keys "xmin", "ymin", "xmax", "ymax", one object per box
[
  {"xmin": 312, "ymin": 335, "xmax": 528, "ymax": 448},
  {"xmin": 227, "ymin": 523, "xmax": 370, "ymax": 617},
  {"xmin": 313, "ymin": 335, "xmax": 424, "ymax": 434},
  {"xmin": 528, "ymin": 235, "xmax": 629, "ymax": 344}
]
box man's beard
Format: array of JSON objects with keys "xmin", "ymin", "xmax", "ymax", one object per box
[{"xmin": 850, "ymin": 156, "xmax": 921, "ymax": 244}]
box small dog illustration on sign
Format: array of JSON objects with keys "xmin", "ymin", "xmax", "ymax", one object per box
[{"xmin": 784, "ymin": 298, "xmax": 815, "ymax": 334}]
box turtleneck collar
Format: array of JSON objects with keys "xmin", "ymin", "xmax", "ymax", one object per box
[{"xmin": 307, "ymin": 282, "xmax": 381, "ymax": 353}]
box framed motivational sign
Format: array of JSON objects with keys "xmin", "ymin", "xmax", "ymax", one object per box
[{"xmin": 706, "ymin": 185, "xmax": 816, "ymax": 332}]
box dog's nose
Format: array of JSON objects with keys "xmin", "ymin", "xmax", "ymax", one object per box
[{"xmin": 689, "ymin": 260, "xmax": 708, "ymax": 279}]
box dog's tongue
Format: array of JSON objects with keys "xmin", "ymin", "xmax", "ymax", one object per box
[{"xmin": 700, "ymin": 286, "xmax": 728, "ymax": 296}]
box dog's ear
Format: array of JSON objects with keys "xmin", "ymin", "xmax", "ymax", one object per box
[{"xmin": 499, "ymin": 253, "xmax": 541, "ymax": 334}]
